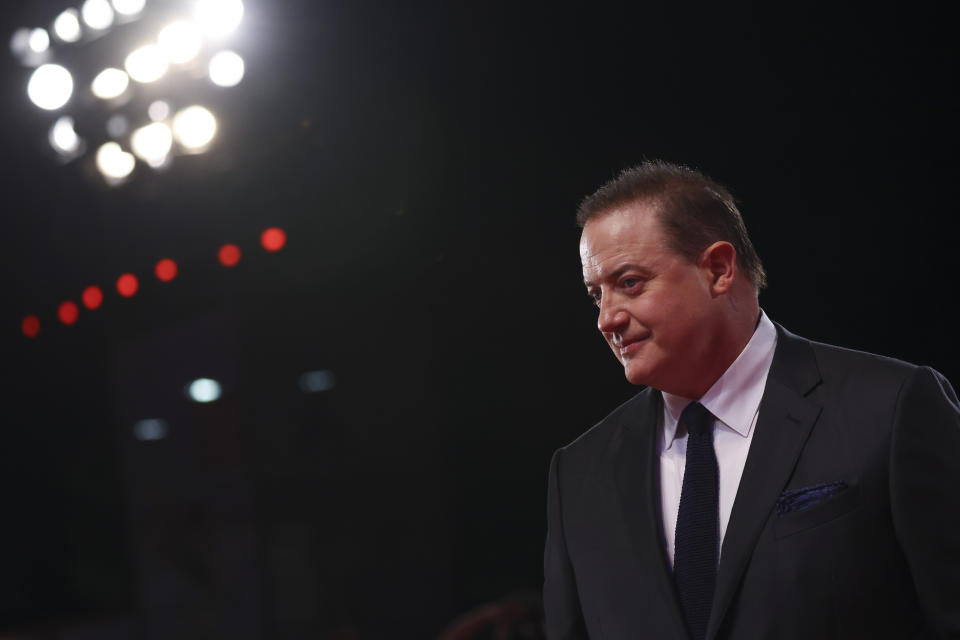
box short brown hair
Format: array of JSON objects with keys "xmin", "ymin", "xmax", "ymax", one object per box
[{"xmin": 576, "ymin": 160, "xmax": 767, "ymax": 291}]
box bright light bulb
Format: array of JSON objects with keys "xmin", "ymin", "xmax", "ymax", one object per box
[
  {"xmin": 195, "ymin": 0, "xmax": 244, "ymax": 37},
  {"xmin": 49, "ymin": 116, "xmax": 82, "ymax": 155},
  {"xmin": 91, "ymin": 67, "xmax": 129, "ymax": 99},
  {"xmin": 208, "ymin": 50, "xmax": 244, "ymax": 87},
  {"xmin": 172, "ymin": 105, "xmax": 216, "ymax": 150},
  {"xmin": 111, "ymin": 0, "xmax": 146, "ymax": 16},
  {"xmin": 96, "ymin": 142, "xmax": 135, "ymax": 180},
  {"xmin": 125, "ymin": 44, "xmax": 167, "ymax": 83},
  {"xmin": 53, "ymin": 9, "xmax": 82, "ymax": 42},
  {"xmin": 28, "ymin": 28, "xmax": 50, "ymax": 53},
  {"xmin": 187, "ymin": 378, "xmax": 221, "ymax": 403},
  {"xmin": 27, "ymin": 64, "xmax": 73, "ymax": 110},
  {"xmin": 82, "ymin": 0, "xmax": 115, "ymax": 30},
  {"xmin": 158, "ymin": 20, "xmax": 203, "ymax": 64},
  {"xmin": 131, "ymin": 122, "xmax": 173, "ymax": 167}
]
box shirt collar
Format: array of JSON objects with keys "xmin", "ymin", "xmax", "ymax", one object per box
[{"xmin": 661, "ymin": 311, "xmax": 778, "ymax": 449}]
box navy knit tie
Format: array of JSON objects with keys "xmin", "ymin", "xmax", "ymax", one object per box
[{"xmin": 673, "ymin": 401, "xmax": 718, "ymax": 640}]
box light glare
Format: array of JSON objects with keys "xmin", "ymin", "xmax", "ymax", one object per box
[
  {"xmin": 49, "ymin": 116, "xmax": 82, "ymax": 155},
  {"xmin": 28, "ymin": 28, "xmax": 50, "ymax": 54},
  {"xmin": 131, "ymin": 122, "xmax": 173, "ymax": 167},
  {"xmin": 195, "ymin": 0, "xmax": 244, "ymax": 37},
  {"xmin": 188, "ymin": 378, "xmax": 221, "ymax": 403},
  {"xmin": 158, "ymin": 21, "xmax": 203, "ymax": 64},
  {"xmin": 208, "ymin": 50, "xmax": 244, "ymax": 87},
  {"xmin": 173, "ymin": 105, "xmax": 217, "ymax": 150},
  {"xmin": 111, "ymin": 0, "xmax": 147, "ymax": 16},
  {"xmin": 53, "ymin": 9, "xmax": 83, "ymax": 42},
  {"xmin": 82, "ymin": 0, "xmax": 115, "ymax": 30},
  {"xmin": 125, "ymin": 44, "xmax": 167, "ymax": 83},
  {"xmin": 27, "ymin": 64, "xmax": 74, "ymax": 110},
  {"xmin": 96, "ymin": 142, "xmax": 135, "ymax": 180},
  {"xmin": 91, "ymin": 67, "xmax": 129, "ymax": 99}
]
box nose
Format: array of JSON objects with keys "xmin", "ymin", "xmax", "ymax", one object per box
[{"xmin": 597, "ymin": 293, "xmax": 628, "ymax": 335}]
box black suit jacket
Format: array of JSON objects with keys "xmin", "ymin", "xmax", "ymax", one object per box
[{"xmin": 544, "ymin": 324, "xmax": 960, "ymax": 639}]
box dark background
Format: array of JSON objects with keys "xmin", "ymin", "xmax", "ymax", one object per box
[{"xmin": 1, "ymin": 1, "xmax": 956, "ymax": 638}]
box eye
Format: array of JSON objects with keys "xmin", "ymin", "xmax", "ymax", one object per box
[
  {"xmin": 621, "ymin": 276, "xmax": 644, "ymax": 290},
  {"xmin": 588, "ymin": 290, "xmax": 601, "ymax": 307}
]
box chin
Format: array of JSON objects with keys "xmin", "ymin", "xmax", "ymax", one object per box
[{"xmin": 622, "ymin": 363, "xmax": 656, "ymax": 388}]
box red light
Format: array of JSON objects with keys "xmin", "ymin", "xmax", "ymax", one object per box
[
  {"xmin": 58, "ymin": 301, "xmax": 79, "ymax": 325},
  {"xmin": 82, "ymin": 285, "xmax": 103, "ymax": 310},
  {"xmin": 260, "ymin": 227, "xmax": 287, "ymax": 252},
  {"xmin": 22, "ymin": 314, "xmax": 40, "ymax": 338},
  {"xmin": 218, "ymin": 244, "xmax": 242, "ymax": 267},
  {"xmin": 117, "ymin": 273, "xmax": 139, "ymax": 297},
  {"xmin": 155, "ymin": 258, "xmax": 178, "ymax": 282}
]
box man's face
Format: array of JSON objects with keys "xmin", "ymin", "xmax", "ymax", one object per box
[{"xmin": 579, "ymin": 202, "xmax": 720, "ymax": 395}]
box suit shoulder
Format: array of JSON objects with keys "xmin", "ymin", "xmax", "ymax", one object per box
[
  {"xmin": 558, "ymin": 387, "xmax": 655, "ymax": 457},
  {"xmin": 806, "ymin": 338, "xmax": 920, "ymax": 385}
]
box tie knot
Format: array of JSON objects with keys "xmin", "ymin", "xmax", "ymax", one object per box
[{"xmin": 680, "ymin": 402, "xmax": 713, "ymax": 438}]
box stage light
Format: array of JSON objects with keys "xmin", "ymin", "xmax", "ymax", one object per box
[
  {"xmin": 148, "ymin": 99, "xmax": 170, "ymax": 121},
  {"xmin": 125, "ymin": 44, "xmax": 167, "ymax": 83},
  {"xmin": 187, "ymin": 378, "xmax": 221, "ymax": 403},
  {"xmin": 217, "ymin": 243, "xmax": 241, "ymax": 267},
  {"xmin": 53, "ymin": 9, "xmax": 83, "ymax": 43},
  {"xmin": 27, "ymin": 64, "xmax": 73, "ymax": 110},
  {"xmin": 208, "ymin": 50, "xmax": 244, "ymax": 87},
  {"xmin": 111, "ymin": 0, "xmax": 146, "ymax": 17},
  {"xmin": 195, "ymin": 0, "xmax": 244, "ymax": 37},
  {"xmin": 116, "ymin": 273, "xmax": 139, "ymax": 297},
  {"xmin": 96, "ymin": 142, "xmax": 135, "ymax": 181},
  {"xmin": 10, "ymin": 28, "xmax": 31, "ymax": 58},
  {"xmin": 131, "ymin": 121, "xmax": 172, "ymax": 167},
  {"xmin": 82, "ymin": 0, "xmax": 115, "ymax": 30},
  {"xmin": 154, "ymin": 258, "xmax": 178, "ymax": 281},
  {"xmin": 82, "ymin": 285, "xmax": 104, "ymax": 309},
  {"xmin": 158, "ymin": 20, "xmax": 203, "ymax": 64},
  {"xmin": 49, "ymin": 116, "xmax": 82, "ymax": 156},
  {"xmin": 22, "ymin": 315, "xmax": 41, "ymax": 339},
  {"xmin": 260, "ymin": 227, "xmax": 286, "ymax": 252},
  {"xmin": 133, "ymin": 418, "xmax": 168, "ymax": 441},
  {"xmin": 28, "ymin": 28, "xmax": 50, "ymax": 54},
  {"xmin": 58, "ymin": 300, "xmax": 79, "ymax": 325},
  {"xmin": 91, "ymin": 67, "xmax": 129, "ymax": 99},
  {"xmin": 299, "ymin": 370, "xmax": 336, "ymax": 393},
  {"xmin": 172, "ymin": 105, "xmax": 216, "ymax": 151}
]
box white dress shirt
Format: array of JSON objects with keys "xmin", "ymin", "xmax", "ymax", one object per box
[{"xmin": 659, "ymin": 311, "xmax": 778, "ymax": 566}]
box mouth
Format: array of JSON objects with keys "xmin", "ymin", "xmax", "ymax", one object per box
[{"xmin": 615, "ymin": 336, "xmax": 649, "ymax": 356}]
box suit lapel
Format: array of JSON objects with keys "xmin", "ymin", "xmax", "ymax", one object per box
[
  {"xmin": 706, "ymin": 326, "xmax": 823, "ymax": 639},
  {"xmin": 612, "ymin": 388, "xmax": 689, "ymax": 637}
]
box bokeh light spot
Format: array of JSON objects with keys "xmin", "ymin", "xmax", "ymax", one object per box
[
  {"xmin": 299, "ymin": 370, "xmax": 336, "ymax": 393},
  {"xmin": 260, "ymin": 227, "xmax": 287, "ymax": 252},
  {"xmin": 218, "ymin": 243, "xmax": 241, "ymax": 267},
  {"xmin": 155, "ymin": 258, "xmax": 178, "ymax": 281},
  {"xmin": 27, "ymin": 64, "xmax": 74, "ymax": 111},
  {"xmin": 116, "ymin": 273, "xmax": 139, "ymax": 297},
  {"xmin": 133, "ymin": 418, "xmax": 169, "ymax": 441},
  {"xmin": 58, "ymin": 301, "xmax": 79, "ymax": 325},
  {"xmin": 187, "ymin": 378, "xmax": 221, "ymax": 403},
  {"xmin": 22, "ymin": 315, "xmax": 40, "ymax": 338},
  {"xmin": 82, "ymin": 285, "xmax": 104, "ymax": 309}
]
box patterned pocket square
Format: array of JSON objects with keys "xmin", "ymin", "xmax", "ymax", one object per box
[{"xmin": 776, "ymin": 480, "xmax": 847, "ymax": 516}]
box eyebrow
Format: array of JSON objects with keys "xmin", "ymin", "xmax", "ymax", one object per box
[{"xmin": 583, "ymin": 263, "xmax": 652, "ymax": 288}]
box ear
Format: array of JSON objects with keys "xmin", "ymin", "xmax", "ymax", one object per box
[{"xmin": 698, "ymin": 241, "xmax": 737, "ymax": 295}]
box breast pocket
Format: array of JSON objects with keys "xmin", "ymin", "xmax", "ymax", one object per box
[{"xmin": 773, "ymin": 482, "xmax": 860, "ymax": 539}]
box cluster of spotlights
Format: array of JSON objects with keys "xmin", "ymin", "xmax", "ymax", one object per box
[{"xmin": 11, "ymin": 0, "xmax": 246, "ymax": 185}]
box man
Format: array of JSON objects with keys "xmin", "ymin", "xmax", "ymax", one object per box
[{"xmin": 543, "ymin": 161, "xmax": 960, "ymax": 639}]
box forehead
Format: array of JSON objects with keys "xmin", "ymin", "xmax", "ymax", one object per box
[{"xmin": 579, "ymin": 204, "xmax": 671, "ymax": 281}]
